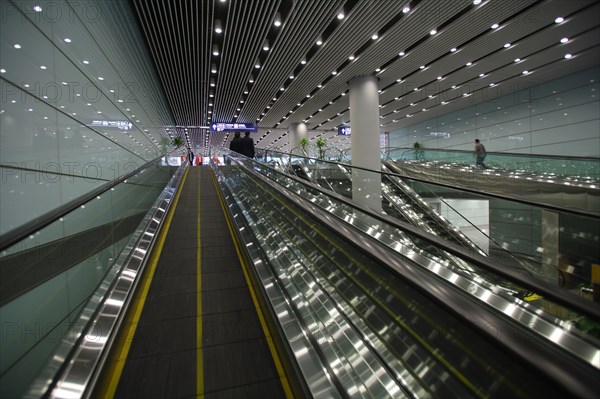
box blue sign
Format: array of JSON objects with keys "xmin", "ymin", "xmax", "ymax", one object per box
[
  {"xmin": 210, "ymin": 123, "xmax": 257, "ymax": 132},
  {"xmin": 338, "ymin": 126, "xmax": 351, "ymax": 136}
]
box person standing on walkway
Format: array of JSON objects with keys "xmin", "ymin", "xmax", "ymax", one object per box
[
  {"xmin": 474, "ymin": 139, "xmax": 487, "ymax": 169},
  {"xmin": 227, "ymin": 132, "xmax": 243, "ymax": 165},
  {"xmin": 241, "ymin": 131, "xmax": 255, "ymax": 158},
  {"xmin": 229, "ymin": 132, "xmax": 243, "ymax": 154},
  {"xmin": 188, "ymin": 149, "xmax": 194, "ymax": 166}
]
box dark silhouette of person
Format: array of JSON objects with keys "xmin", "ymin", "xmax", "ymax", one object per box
[
  {"xmin": 229, "ymin": 132, "xmax": 243, "ymax": 154},
  {"xmin": 188, "ymin": 149, "xmax": 194, "ymax": 166},
  {"xmin": 241, "ymin": 131, "xmax": 255, "ymax": 158},
  {"xmin": 474, "ymin": 139, "xmax": 487, "ymax": 169}
]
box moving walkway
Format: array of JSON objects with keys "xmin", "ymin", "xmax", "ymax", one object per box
[
  {"xmin": 385, "ymin": 147, "xmax": 600, "ymax": 216},
  {"xmin": 1, "ymin": 154, "xmax": 599, "ymax": 398}
]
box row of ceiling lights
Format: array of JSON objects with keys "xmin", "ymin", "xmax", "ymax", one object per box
[{"xmin": 260, "ymin": 5, "xmax": 578, "ymax": 149}]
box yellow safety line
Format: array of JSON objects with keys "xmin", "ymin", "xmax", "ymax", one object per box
[
  {"xmin": 196, "ymin": 169, "xmax": 204, "ymax": 398},
  {"xmin": 99, "ymin": 168, "xmax": 190, "ymax": 399},
  {"xmin": 211, "ymin": 171, "xmax": 295, "ymax": 399}
]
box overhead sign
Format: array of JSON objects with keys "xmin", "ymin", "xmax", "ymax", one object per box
[
  {"xmin": 210, "ymin": 123, "xmax": 257, "ymax": 132},
  {"xmin": 91, "ymin": 120, "xmax": 132, "ymax": 130},
  {"xmin": 338, "ymin": 126, "xmax": 351, "ymax": 136}
]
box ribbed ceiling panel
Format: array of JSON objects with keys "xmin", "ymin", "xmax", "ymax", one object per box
[
  {"xmin": 214, "ymin": 1, "xmax": 278, "ymax": 122},
  {"xmin": 132, "ymin": 0, "xmax": 212, "ymax": 128},
  {"xmin": 260, "ymin": 0, "xmax": 411, "ymax": 128},
  {"xmin": 240, "ymin": 0, "xmax": 344, "ymax": 124},
  {"xmin": 127, "ymin": 0, "xmax": 598, "ymax": 153}
]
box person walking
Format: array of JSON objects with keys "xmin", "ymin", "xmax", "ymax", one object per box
[
  {"xmin": 474, "ymin": 139, "xmax": 487, "ymax": 169},
  {"xmin": 241, "ymin": 131, "xmax": 255, "ymax": 158}
]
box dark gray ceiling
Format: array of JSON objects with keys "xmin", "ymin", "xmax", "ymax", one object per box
[{"xmin": 131, "ymin": 0, "xmax": 600, "ymax": 154}]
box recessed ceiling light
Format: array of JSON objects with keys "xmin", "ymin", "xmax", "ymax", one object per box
[
  {"xmin": 555, "ymin": 17, "xmax": 564, "ymax": 23},
  {"xmin": 289, "ymin": 75, "xmax": 294, "ymax": 79},
  {"xmin": 430, "ymin": 29, "xmax": 437, "ymax": 35},
  {"xmin": 337, "ymin": 12, "xmax": 344, "ymax": 19},
  {"xmin": 255, "ymin": 64, "xmax": 260, "ymax": 68},
  {"xmin": 34, "ymin": 5, "xmax": 42, "ymax": 12},
  {"xmin": 403, "ymin": 6, "xmax": 410, "ymax": 13},
  {"xmin": 399, "ymin": 51, "xmax": 405, "ymax": 56},
  {"xmin": 515, "ymin": 58, "xmax": 521, "ymax": 62},
  {"xmin": 479, "ymin": 73, "xmax": 485, "ymax": 77},
  {"xmin": 0, "ymin": 69, "xmax": 6, "ymax": 73},
  {"xmin": 375, "ymin": 68, "xmax": 381, "ymax": 72},
  {"xmin": 473, "ymin": 0, "xmax": 482, "ymax": 4},
  {"xmin": 564, "ymin": 53, "xmax": 572, "ymax": 59},
  {"xmin": 396, "ymin": 78, "xmax": 402, "ymax": 82},
  {"xmin": 561, "ymin": 37, "xmax": 569, "ymax": 43},
  {"xmin": 437, "ymin": 76, "xmax": 443, "ymax": 80},
  {"xmin": 450, "ymin": 47, "xmax": 457, "ymax": 52},
  {"xmin": 83, "ymin": 60, "xmax": 89, "ymax": 64},
  {"xmin": 504, "ymin": 43, "xmax": 511, "ymax": 48},
  {"xmin": 13, "ymin": 44, "xmax": 21, "ymax": 49},
  {"xmin": 316, "ymin": 38, "xmax": 323, "ymax": 45},
  {"xmin": 491, "ymin": 23, "xmax": 499, "ymax": 29},
  {"xmin": 64, "ymin": 38, "xmax": 71, "ymax": 43},
  {"xmin": 301, "ymin": 59, "xmax": 306, "ymax": 64},
  {"xmin": 523, "ymin": 70, "xmax": 529, "ymax": 74},
  {"xmin": 274, "ymin": 13, "xmax": 282, "ymax": 26},
  {"xmin": 466, "ymin": 62, "xmax": 472, "ymax": 66},
  {"xmin": 420, "ymin": 65, "xmax": 425, "ymax": 69},
  {"xmin": 98, "ymin": 76, "xmax": 104, "ymax": 80},
  {"xmin": 280, "ymin": 87, "xmax": 284, "ymax": 91},
  {"xmin": 372, "ymin": 34, "xmax": 378, "ymax": 40},
  {"xmin": 349, "ymin": 55, "xmax": 355, "ymax": 60}
]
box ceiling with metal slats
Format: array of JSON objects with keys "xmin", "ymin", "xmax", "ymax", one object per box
[{"xmin": 131, "ymin": 0, "xmax": 600, "ymax": 155}]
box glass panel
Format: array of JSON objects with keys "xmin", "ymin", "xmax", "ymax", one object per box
[{"xmin": 0, "ymin": 161, "xmax": 178, "ymax": 398}]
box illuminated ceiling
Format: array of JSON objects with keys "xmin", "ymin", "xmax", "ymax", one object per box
[{"xmin": 130, "ymin": 0, "xmax": 600, "ymax": 154}]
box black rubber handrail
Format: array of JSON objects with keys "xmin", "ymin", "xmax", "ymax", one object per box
[{"xmin": 0, "ymin": 153, "xmax": 180, "ymax": 253}]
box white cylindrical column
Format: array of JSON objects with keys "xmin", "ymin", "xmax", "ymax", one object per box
[
  {"xmin": 289, "ymin": 122, "xmax": 308, "ymax": 154},
  {"xmin": 349, "ymin": 75, "xmax": 381, "ymax": 211}
]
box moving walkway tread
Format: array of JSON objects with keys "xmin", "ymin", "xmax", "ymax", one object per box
[{"xmin": 113, "ymin": 167, "xmax": 285, "ymax": 398}]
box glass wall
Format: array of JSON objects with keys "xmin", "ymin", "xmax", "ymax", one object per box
[
  {"xmin": 0, "ymin": 1, "xmax": 177, "ymax": 396},
  {"xmin": 388, "ymin": 67, "xmax": 600, "ymax": 157},
  {"xmin": 0, "ymin": 0, "xmax": 174, "ymax": 237}
]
